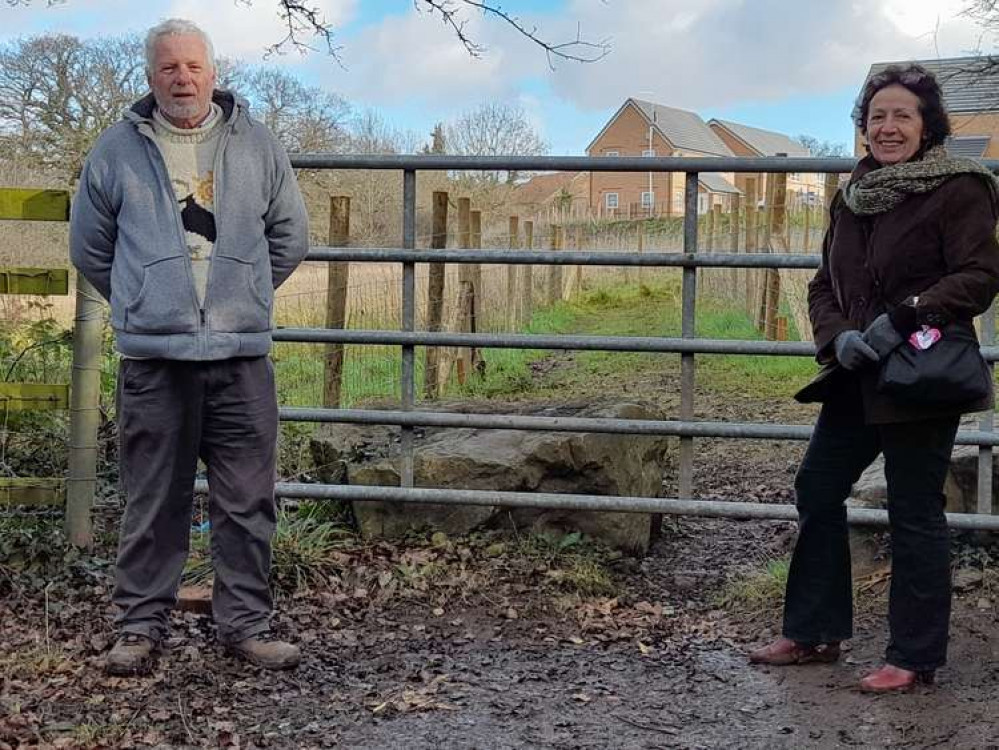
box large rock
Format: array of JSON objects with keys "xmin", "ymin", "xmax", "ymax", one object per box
[
  {"xmin": 847, "ymin": 439, "xmax": 998, "ymax": 572},
  {"xmin": 310, "ymin": 400, "xmax": 673, "ymax": 553}
]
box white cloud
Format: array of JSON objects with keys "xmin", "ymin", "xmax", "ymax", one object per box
[
  {"xmin": 327, "ymin": 0, "xmax": 993, "ymax": 115},
  {"xmin": 334, "ymin": 6, "xmax": 515, "ymax": 106},
  {"xmin": 166, "ymin": 0, "xmax": 357, "ymax": 62}
]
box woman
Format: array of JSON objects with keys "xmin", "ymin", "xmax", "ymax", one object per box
[{"xmin": 750, "ymin": 64, "xmax": 999, "ymax": 692}]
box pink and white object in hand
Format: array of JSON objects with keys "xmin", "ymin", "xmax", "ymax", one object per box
[{"xmin": 909, "ymin": 326, "xmax": 941, "ymax": 350}]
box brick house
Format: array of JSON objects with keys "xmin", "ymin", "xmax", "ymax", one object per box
[
  {"xmin": 585, "ymin": 98, "xmax": 740, "ymax": 217},
  {"xmin": 512, "ymin": 171, "xmax": 590, "ymax": 221},
  {"xmin": 857, "ymin": 57, "xmax": 999, "ymax": 158},
  {"xmin": 708, "ymin": 119, "xmax": 823, "ymax": 208}
]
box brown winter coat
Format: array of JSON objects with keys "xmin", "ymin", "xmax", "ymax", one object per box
[{"xmin": 800, "ymin": 156, "xmax": 999, "ymax": 424}]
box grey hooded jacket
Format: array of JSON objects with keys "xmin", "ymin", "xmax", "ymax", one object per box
[{"xmin": 70, "ymin": 90, "xmax": 309, "ymax": 360}]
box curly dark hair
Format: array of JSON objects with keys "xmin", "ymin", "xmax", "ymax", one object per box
[{"xmin": 853, "ymin": 64, "xmax": 951, "ymax": 152}]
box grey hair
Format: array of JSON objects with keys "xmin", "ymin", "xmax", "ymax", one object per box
[{"xmin": 144, "ymin": 18, "xmax": 215, "ymax": 73}]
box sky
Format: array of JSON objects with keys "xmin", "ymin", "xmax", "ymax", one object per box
[{"xmin": 2, "ymin": 0, "xmax": 993, "ymax": 155}]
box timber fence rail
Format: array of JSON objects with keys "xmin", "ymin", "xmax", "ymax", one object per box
[
  {"xmin": 243, "ymin": 154, "xmax": 999, "ymax": 532},
  {"xmin": 0, "ymin": 187, "xmax": 102, "ymax": 546}
]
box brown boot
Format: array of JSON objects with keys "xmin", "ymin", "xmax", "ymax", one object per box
[
  {"xmin": 228, "ymin": 634, "xmax": 301, "ymax": 670},
  {"xmin": 859, "ymin": 664, "xmax": 933, "ymax": 693},
  {"xmin": 105, "ymin": 633, "xmax": 160, "ymax": 676},
  {"xmin": 749, "ymin": 637, "xmax": 841, "ymax": 666}
]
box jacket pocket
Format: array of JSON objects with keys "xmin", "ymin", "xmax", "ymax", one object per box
[
  {"xmin": 124, "ymin": 255, "xmax": 199, "ymax": 333},
  {"xmin": 207, "ymin": 254, "xmax": 272, "ymax": 332}
]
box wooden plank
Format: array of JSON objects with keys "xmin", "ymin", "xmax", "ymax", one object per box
[
  {"xmin": 0, "ymin": 268, "xmax": 69, "ymax": 295},
  {"xmin": 0, "ymin": 478, "xmax": 64, "ymax": 507},
  {"xmin": 0, "ymin": 188, "xmax": 70, "ymax": 222},
  {"xmin": 0, "ymin": 383, "xmax": 69, "ymax": 411}
]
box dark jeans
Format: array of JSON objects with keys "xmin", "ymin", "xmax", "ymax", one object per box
[
  {"xmin": 114, "ymin": 357, "xmax": 278, "ymax": 643},
  {"xmin": 783, "ymin": 392, "xmax": 959, "ymax": 672}
]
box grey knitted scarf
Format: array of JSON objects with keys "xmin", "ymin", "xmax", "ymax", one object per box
[{"xmin": 842, "ymin": 145, "xmax": 999, "ymax": 216}]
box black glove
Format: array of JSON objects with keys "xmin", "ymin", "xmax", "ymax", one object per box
[
  {"xmin": 833, "ymin": 330, "xmax": 879, "ymax": 371},
  {"xmin": 862, "ymin": 313, "xmax": 904, "ymax": 358}
]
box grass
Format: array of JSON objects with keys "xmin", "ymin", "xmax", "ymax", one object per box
[
  {"xmin": 714, "ymin": 556, "xmax": 790, "ymax": 614},
  {"xmin": 184, "ymin": 503, "xmax": 355, "ymax": 593}
]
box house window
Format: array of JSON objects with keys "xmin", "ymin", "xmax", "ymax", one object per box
[
  {"xmin": 673, "ymin": 189, "xmax": 684, "ymax": 214},
  {"xmin": 604, "ymin": 150, "xmax": 619, "ymax": 157},
  {"xmin": 605, "ymin": 192, "xmax": 619, "ymax": 209},
  {"xmin": 641, "ymin": 191, "xmax": 655, "ymax": 208},
  {"xmin": 642, "ymin": 149, "xmax": 656, "ymax": 157}
]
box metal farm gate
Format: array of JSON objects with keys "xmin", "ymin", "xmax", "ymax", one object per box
[{"xmin": 218, "ymin": 154, "xmax": 999, "ymax": 533}]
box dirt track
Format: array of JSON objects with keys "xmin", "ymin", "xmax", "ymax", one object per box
[{"xmin": 2, "ymin": 364, "xmax": 998, "ymax": 749}]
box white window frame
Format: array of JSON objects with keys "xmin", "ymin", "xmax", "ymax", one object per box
[
  {"xmin": 605, "ymin": 192, "xmax": 619, "ymax": 209},
  {"xmin": 604, "ymin": 150, "xmax": 619, "ymax": 157},
  {"xmin": 641, "ymin": 191, "xmax": 655, "ymax": 208},
  {"xmin": 642, "ymin": 148, "xmax": 656, "ymax": 157}
]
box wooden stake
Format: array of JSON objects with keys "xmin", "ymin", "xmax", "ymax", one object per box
[
  {"xmin": 507, "ymin": 216, "xmax": 519, "ymax": 328},
  {"xmin": 323, "ymin": 196, "xmax": 350, "ymax": 408},
  {"xmin": 423, "ymin": 191, "xmax": 447, "ymax": 399},
  {"xmin": 521, "ymin": 220, "xmax": 534, "ymax": 327}
]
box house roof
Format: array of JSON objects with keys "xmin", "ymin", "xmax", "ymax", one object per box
[
  {"xmin": 708, "ymin": 119, "xmax": 810, "ymax": 157},
  {"xmin": 945, "ymin": 135, "xmax": 991, "ymax": 158},
  {"xmin": 513, "ymin": 171, "xmax": 587, "ymax": 206},
  {"xmin": 699, "ymin": 174, "xmax": 741, "ymax": 195},
  {"xmin": 586, "ymin": 98, "xmax": 733, "ymax": 157},
  {"xmin": 865, "ymin": 57, "xmax": 999, "ymax": 114}
]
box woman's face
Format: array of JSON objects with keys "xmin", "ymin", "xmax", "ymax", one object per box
[{"xmin": 866, "ymin": 84, "xmax": 925, "ymax": 165}]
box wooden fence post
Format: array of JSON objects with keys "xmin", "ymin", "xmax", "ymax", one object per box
[
  {"xmin": 520, "ymin": 220, "xmax": 534, "ymax": 327},
  {"xmin": 802, "ymin": 200, "xmax": 811, "ymax": 252},
  {"xmin": 547, "ymin": 224, "xmax": 563, "ymax": 305},
  {"xmin": 507, "ymin": 216, "xmax": 519, "ymax": 329},
  {"xmin": 470, "ymin": 210, "xmax": 485, "ymax": 377},
  {"xmin": 764, "ymin": 167, "xmax": 788, "ymax": 340},
  {"xmin": 744, "ymin": 178, "xmax": 757, "ymax": 317},
  {"xmin": 823, "ymin": 173, "xmax": 840, "ymax": 232},
  {"xmin": 704, "ymin": 204, "xmax": 715, "ymax": 252},
  {"xmin": 423, "ymin": 191, "xmax": 448, "ymax": 399},
  {"xmin": 457, "ymin": 198, "xmax": 472, "ymax": 385},
  {"xmin": 636, "ymin": 228, "xmax": 644, "ymax": 288},
  {"xmin": 711, "ymin": 203, "xmax": 722, "ymax": 252},
  {"xmin": 66, "ymin": 273, "xmax": 102, "ymax": 548},
  {"xmin": 729, "ymin": 194, "xmax": 741, "ymax": 295},
  {"xmin": 323, "ymin": 196, "xmax": 350, "ymax": 408},
  {"xmin": 572, "ymin": 225, "xmax": 584, "ymax": 297}
]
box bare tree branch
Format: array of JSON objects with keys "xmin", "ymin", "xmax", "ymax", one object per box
[
  {"xmin": 10, "ymin": 0, "xmax": 610, "ymax": 65},
  {"xmin": 419, "ymin": 0, "xmax": 610, "ymax": 68}
]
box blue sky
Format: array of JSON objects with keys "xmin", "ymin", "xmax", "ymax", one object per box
[{"xmin": 2, "ymin": 0, "xmax": 987, "ymax": 154}]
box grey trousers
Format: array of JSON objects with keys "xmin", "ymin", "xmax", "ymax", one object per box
[{"xmin": 114, "ymin": 356, "xmax": 278, "ymax": 643}]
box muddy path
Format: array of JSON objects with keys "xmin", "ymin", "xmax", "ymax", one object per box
[{"xmin": 2, "ymin": 362, "xmax": 999, "ymax": 749}]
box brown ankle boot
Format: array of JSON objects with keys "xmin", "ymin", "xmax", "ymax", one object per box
[
  {"xmin": 859, "ymin": 664, "xmax": 934, "ymax": 693},
  {"xmin": 228, "ymin": 634, "xmax": 301, "ymax": 670},
  {"xmin": 105, "ymin": 633, "xmax": 160, "ymax": 676},
  {"xmin": 749, "ymin": 637, "xmax": 841, "ymax": 666}
]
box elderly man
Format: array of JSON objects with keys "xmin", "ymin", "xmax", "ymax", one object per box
[{"xmin": 70, "ymin": 18, "xmax": 309, "ymax": 675}]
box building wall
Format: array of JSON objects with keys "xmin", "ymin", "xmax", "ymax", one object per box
[{"xmin": 588, "ymin": 103, "xmax": 680, "ymax": 217}]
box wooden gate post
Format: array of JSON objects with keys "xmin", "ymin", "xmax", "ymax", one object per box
[
  {"xmin": 520, "ymin": 220, "xmax": 534, "ymax": 327},
  {"xmin": 66, "ymin": 273, "xmax": 102, "ymax": 548},
  {"xmin": 470, "ymin": 210, "xmax": 485, "ymax": 377},
  {"xmin": 507, "ymin": 216, "xmax": 519, "ymax": 328},
  {"xmin": 456, "ymin": 198, "xmax": 473, "ymax": 384},
  {"xmin": 323, "ymin": 196, "xmax": 350, "ymax": 408},
  {"xmin": 547, "ymin": 225, "xmax": 563, "ymax": 305},
  {"xmin": 423, "ymin": 191, "xmax": 448, "ymax": 399}
]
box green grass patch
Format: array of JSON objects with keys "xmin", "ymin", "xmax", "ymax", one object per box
[{"xmin": 715, "ymin": 556, "xmax": 790, "ymax": 614}]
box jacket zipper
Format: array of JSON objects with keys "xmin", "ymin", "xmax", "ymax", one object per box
[
  {"xmin": 202, "ymin": 118, "xmax": 234, "ymax": 337},
  {"xmin": 135, "ymin": 120, "xmax": 203, "ymax": 332}
]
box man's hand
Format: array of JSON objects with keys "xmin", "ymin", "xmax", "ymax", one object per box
[
  {"xmin": 834, "ymin": 330, "xmax": 879, "ymax": 371},
  {"xmin": 862, "ymin": 313, "xmax": 904, "ymax": 358}
]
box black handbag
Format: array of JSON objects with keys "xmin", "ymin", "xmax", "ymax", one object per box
[{"xmin": 876, "ymin": 324, "xmax": 991, "ymax": 405}]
